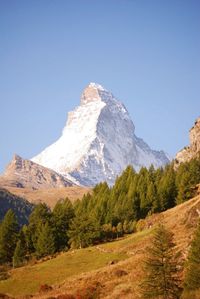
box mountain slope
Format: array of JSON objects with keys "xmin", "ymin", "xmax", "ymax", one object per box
[
  {"xmin": 0, "ymin": 154, "xmax": 75, "ymax": 190},
  {"xmin": 0, "ymin": 188, "xmax": 34, "ymax": 225},
  {"xmin": 32, "ymin": 83, "xmax": 169, "ymax": 186},
  {"xmin": 3, "ymin": 186, "xmax": 91, "ymax": 209}
]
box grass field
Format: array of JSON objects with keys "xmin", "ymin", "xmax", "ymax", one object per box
[
  {"xmin": 99, "ymin": 228, "xmax": 152, "ymax": 252},
  {"xmin": 0, "ymin": 246, "xmax": 127, "ymax": 296}
]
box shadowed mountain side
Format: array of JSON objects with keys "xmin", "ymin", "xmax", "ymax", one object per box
[{"xmin": 0, "ymin": 188, "xmax": 34, "ymax": 225}]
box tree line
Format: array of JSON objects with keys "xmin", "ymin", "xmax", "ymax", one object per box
[
  {"xmin": 0, "ymin": 157, "xmax": 200, "ymax": 265},
  {"xmin": 0, "ymin": 157, "xmax": 200, "ymax": 296}
]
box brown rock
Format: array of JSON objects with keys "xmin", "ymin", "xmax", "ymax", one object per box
[
  {"xmin": 175, "ymin": 117, "xmax": 200, "ymax": 167},
  {"xmin": 0, "ymin": 154, "xmax": 74, "ymax": 190}
]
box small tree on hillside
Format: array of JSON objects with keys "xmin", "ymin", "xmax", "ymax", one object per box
[
  {"xmin": 141, "ymin": 223, "xmax": 182, "ymax": 299},
  {"xmin": 183, "ymin": 220, "xmax": 200, "ymax": 293}
]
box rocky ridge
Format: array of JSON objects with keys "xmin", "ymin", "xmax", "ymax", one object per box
[
  {"xmin": 175, "ymin": 117, "xmax": 200, "ymax": 166},
  {"xmin": 0, "ymin": 154, "xmax": 74, "ymax": 190}
]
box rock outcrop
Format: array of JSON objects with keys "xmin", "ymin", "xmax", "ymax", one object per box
[
  {"xmin": 0, "ymin": 154, "xmax": 74, "ymax": 190},
  {"xmin": 175, "ymin": 117, "xmax": 200, "ymax": 167}
]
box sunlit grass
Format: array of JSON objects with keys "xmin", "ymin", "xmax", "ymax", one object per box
[
  {"xmin": 99, "ymin": 229, "xmax": 152, "ymax": 251},
  {"xmin": 0, "ymin": 246, "xmax": 127, "ymax": 296}
]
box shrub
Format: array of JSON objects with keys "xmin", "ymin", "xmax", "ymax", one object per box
[
  {"xmin": 0, "ymin": 266, "xmax": 9, "ymax": 281},
  {"xmin": 114, "ymin": 269, "xmax": 128, "ymax": 277},
  {"xmin": 39, "ymin": 284, "xmax": 52, "ymax": 293}
]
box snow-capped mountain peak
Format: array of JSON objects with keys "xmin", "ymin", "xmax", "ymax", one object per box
[
  {"xmin": 32, "ymin": 83, "xmax": 169, "ymax": 186},
  {"xmin": 88, "ymin": 82, "xmax": 105, "ymax": 90},
  {"xmin": 81, "ymin": 82, "xmax": 113, "ymax": 105}
]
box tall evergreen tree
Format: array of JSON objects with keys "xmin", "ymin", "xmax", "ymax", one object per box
[
  {"xmin": 176, "ymin": 158, "xmax": 200, "ymax": 204},
  {"xmin": 68, "ymin": 214, "xmax": 100, "ymax": 248},
  {"xmin": 158, "ymin": 165, "xmax": 177, "ymax": 211},
  {"xmin": 183, "ymin": 220, "xmax": 200, "ymax": 293},
  {"xmin": 13, "ymin": 240, "xmax": 25, "ymax": 268},
  {"xmin": 35, "ymin": 222, "xmax": 56, "ymax": 258},
  {"xmin": 176, "ymin": 170, "xmax": 191, "ymax": 204},
  {"xmin": 0, "ymin": 209, "xmax": 19, "ymax": 264},
  {"xmin": 53, "ymin": 198, "xmax": 74, "ymax": 251},
  {"xmin": 141, "ymin": 223, "xmax": 181, "ymax": 299},
  {"xmin": 146, "ymin": 182, "xmax": 157, "ymax": 214},
  {"xmin": 27, "ymin": 203, "xmax": 52, "ymax": 252}
]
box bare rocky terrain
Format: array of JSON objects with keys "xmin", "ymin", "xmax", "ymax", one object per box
[
  {"xmin": 0, "ymin": 154, "xmax": 74, "ymax": 190},
  {"xmin": 175, "ymin": 117, "xmax": 200, "ymax": 167}
]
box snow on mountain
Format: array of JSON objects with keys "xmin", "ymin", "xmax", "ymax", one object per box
[{"xmin": 32, "ymin": 83, "xmax": 169, "ymax": 186}]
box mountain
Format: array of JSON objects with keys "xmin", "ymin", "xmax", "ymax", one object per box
[
  {"xmin": 0, "ymin": 188, "xmax": 34, "ymax": 226},
  {"xmin": 0, "ymin": 154, "xmax": 74, "ymax": 190},
  {"xmin": 32, "ymin": 83, "xmax": 169, "ymax": 186},
  {"xmin": 3, "ymin": 186, "xmax": 91, "ymax": 209},
  {"xmin": 175, "ymin": 117, "xmax": 200, "ymax": 167}
]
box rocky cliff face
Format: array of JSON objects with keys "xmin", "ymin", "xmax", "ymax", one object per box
[
  {"xmin": 0, "ymin": 154, "xmax": 74, "ymax": 190},
  {"xmin": 175, "ymin": 117, "xmax": 200, "ymax": 166},
  {"xmin": 32, "ymin": 83, "xmax": 169, "ymax": 186}
]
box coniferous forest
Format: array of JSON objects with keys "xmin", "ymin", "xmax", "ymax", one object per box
[
  {"xmin": 0, "ymin": 158, "xmax": 200, "ymax": 263},
  {"xmin": 0, "ymin": 158, "xmax": 200, "ymax": 297}
]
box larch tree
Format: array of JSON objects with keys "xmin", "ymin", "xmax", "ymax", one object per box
[
  {"xmin": 35, "ymin": 222, "xmax": 56, "ymax": 258},
  {"xmin": 183, "ymin": 220, "xmax": 200, "ymax": 294},
  {"xmin": 141, "ymin": 223, "xmax": 182, "ymax": 299},
  {"xmin": 0, "ymin": 209, "xmax": 19, "ymax": 264},
  {"xmin": 13, "ymin": 239, "xmax": 25, "ymax": 268}
]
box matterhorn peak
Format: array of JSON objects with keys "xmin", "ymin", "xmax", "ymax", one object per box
[
  {"xmin": 88, "ymin": 82, "xmax": 106, "ymax": 90},
  {"xmin": 32, "ymin": 84, "xmax": 169, "ymax": 186},
  {"xmin": 80, "ymin": 82, "xmax": 115, "ymax": 106}
]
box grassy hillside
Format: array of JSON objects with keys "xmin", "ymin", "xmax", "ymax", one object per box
[
  {"xmin": 0, "ymin": 247, "xmax": 127, "ymax": 296},
  {"xmin": 4, "ymin": 186, "xmax": 91, "ymax": 208},
  {"xmin": 0, "ymin": 192, "xmax": 200, "ymax": 298}
]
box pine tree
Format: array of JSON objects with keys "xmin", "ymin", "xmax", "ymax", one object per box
[
  {"xmin": 68, "ymin": 215, "xmax": 100, "ymax": 248},
  {"xmin": 183, "ymin": 220, "xmax": 200, "ymax": 293},
  {"xmin": 141, "ymin": 223, "xmax": 181, "ymax": 299},
  {"xmin": 116, "ymin": 222, "xmax": 123, "ymax": 238},
  {"xmin": 176, "ymin": 170, "xmax": 191, "ymax": 204},
  {"xmin": 176, "ymin": 158, "xmax": 200, "ymax": 204},
  {"xmin": 27, "ymin": 203, "xmax": 52, "ymax": 252},
  {"xmin": 0, "ymin": 209, "xmax": 19, "ymax": 264},
  {"xmin": 35, "ymin": 222, "xmax": 56, "ymax": 258},
  {"xmin": 13, "ymin": 240, "xmax": 25, "ymax": 268},
  {"xmin": 158, "ymin": 165, "xmax": 177, "ymax": 211},
  {"xmin": 53, "ymin": 198, "xmax": 74, "ymax": 251},
  {"xmin": 146, "ymin": 182, "xmax": 157, "ymax": 214}
]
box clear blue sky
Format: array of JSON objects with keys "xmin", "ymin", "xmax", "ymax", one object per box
[{"xmin": 0, "ymin": 0, "xmax": 200, "ymax": 173}]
